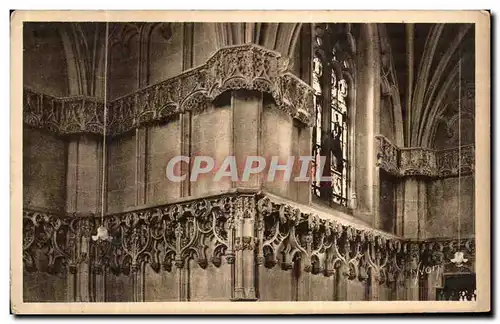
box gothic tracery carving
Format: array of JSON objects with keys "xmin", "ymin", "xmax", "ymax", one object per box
[
  {"xmin": 23, "ymin": 193, "xmax": 475, "ymax": 291},
  {"xmin": 254, "ymin": 195, "xmax": 407, "ymax": 286}
]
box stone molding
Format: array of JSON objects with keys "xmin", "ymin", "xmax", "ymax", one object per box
[
  {"xmin": 23, "ymin": 191, "xmax": 475, "ymax": 292},
  {"xmin": 376, "ymin": 135, "xmax": 475, "ymax": 178},
  {"xmin": 23, "ymin": 44, "xmax": 315, "ymax": 137}
]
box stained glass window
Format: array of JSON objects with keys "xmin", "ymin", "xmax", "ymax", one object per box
[{"xmin": 311, "ymin": 23, "xmax": 354, "ymax": 207}]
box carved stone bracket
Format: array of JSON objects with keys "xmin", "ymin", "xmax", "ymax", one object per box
[
  {"xmin": 23, "ymin": 44, "xmax": 315, "ymax": 137},
  {"xmin": 375, "ymin": 135, "xmax": 475, "ymax": 178}
]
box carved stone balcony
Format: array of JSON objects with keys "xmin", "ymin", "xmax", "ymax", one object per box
[
  {"xmin": 376, "ymin": 135, "xmax": 475, "ymax": 178},
  {"xmin": 23, "ymin": 44, "xmax": 315, "ymax": 137}
]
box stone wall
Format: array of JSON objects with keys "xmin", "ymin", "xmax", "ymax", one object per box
[
  {"xmin": 426, "ymin": 175, "xmax": 475, "ymax": 239},
  {"xmin": 23, "ymin": 23, "xmax": 69, "ymax": 96},
  {"xmin": 23, "ymin": 128, "xmax": 67, "ymax": 212}
]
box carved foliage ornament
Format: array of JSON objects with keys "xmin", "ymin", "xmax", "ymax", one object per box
[
  {"xmin": 23, "ymin": 44, "xmax": 315, "ymax": 136},
  {"xmin": 375, "ymin": 135, "xmax": 474, "ymax": 178}
]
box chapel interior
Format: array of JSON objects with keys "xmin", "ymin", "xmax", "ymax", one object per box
[{"xmin": 22, "ymin": 22, "xmax": 476, "ymax": 302}]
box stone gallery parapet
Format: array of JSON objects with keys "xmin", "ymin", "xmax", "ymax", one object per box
[
  {"xmin": 23, "ymin": 44, "xmax": 315, "ymax": 137},
  {"xmin": 23, "ymin": 190, "xmax": 475, "ymax": 293},
  {"xmin": 376, "ymin": 135, "xmax": 475, "ymax": 179}
]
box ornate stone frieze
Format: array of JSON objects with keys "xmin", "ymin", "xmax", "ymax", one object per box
[
  {"xmin": 23, "ymin": 44, "xmax": 315, "ymax": 136},
  {"xmin": 23, "ymin": 210, "xmax": 92, "ymax": 274},
  {"xmin": 399, "ymin": 147, "xmax": 437, "ymax": 177},
  {"xmin": 435, "ymin": 145, "xmax": 475, "ymax": 177},
  {"xmin": 22, "ymin": 192, "xmax": 475, "ymax": 291},
  {"xmin": 23, "ymin": 88, "xmax": 105, "ymax": 135},
  {"xmin": 375, "ymin": 135, "xmax": 475, "ymax": 178},
  {"xmin": 24, "ymin": 194, "xmax": 240, "ymax": 276}
]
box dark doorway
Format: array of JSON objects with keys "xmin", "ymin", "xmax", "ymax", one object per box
[{"xmin": 436, "ymin": 274, "xmax": 476, "ymax": 301}]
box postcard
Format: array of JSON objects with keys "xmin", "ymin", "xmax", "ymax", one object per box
[{"xmin": 10, "ymin": 10, "xmax": 490, "ymax": 314}]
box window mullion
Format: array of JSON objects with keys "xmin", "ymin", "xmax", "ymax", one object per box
[{"xmin": 320, "ymin": 31, "xmax": 333, "ymax": 204}]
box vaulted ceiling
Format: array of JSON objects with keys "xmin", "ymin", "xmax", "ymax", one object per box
[{"xmin": 384, "ymin": 23, "xmax": 475, "ymax": 147}]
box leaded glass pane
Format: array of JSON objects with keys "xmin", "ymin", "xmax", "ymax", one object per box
[{"xmin": 311, "ymin": 23, "xmax": 352, "ymax": 207}]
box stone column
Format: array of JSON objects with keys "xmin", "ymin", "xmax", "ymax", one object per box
[
  {"xmin": 402, "ymin": 178, "xmax": 427, "ymax": 240},
  {"xmin": 65, "ymin": 136, "xmax": 101, "ymax": 302},
  {"xmin": 231, "ymin": 195, "xmax": 258, "ymax": 301},
  {"xmin": 367, "ymin": 267, "xmax": 380, "ymax": 301},
  {"xmin": 232, "ymin": 91, "xmax": 262, "ymax": 190},
  {"xmin": 334, "ymin": 266, "xmax": 349, "ymax": 301}
]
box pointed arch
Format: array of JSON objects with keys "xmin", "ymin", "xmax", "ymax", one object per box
[
  {"xmin": 417, "ymin": 24, "xmax": 472, "ymax": 145},
  {"xmin": 214, "ymin": 23, "xmax": 303, "ymax": 59},
  {"xmin": 410, "ymin": 24, "xmax": 445, "ymax": 146}
]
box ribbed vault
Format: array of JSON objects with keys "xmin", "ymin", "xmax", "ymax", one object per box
[
  {"xmin": 399, "ymin": 23, "xmax": 475, "ymax": 147},
  {"xmin": 214, "ymin": 23, "xmax": 303, "ymax": 58}
]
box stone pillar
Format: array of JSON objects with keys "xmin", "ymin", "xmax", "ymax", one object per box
[
  {"xmin": 367, "ymin": 267, "xmax": 380, "ymax": 301},
  {"xmin": 180, "ymin": 111, "xmax": 192, "ymax": 197},
  {"xmin": 335, "ymin": 266, "xmax": 349, "ymax": 301},
  {"xmin": 93, "ymin": 268, "xmax": 107, "ymax": 302},
  {"xmin": 135, "ymin": 128, "xmax": 148, "ymax": 205},
  {"xmin": 65, "ymin": 136, "xmax": 101, "ymax": 302},
  {"xmin": 334, "ymin": 234, "xmax": 352, "ymax": 301},
  {"xmin": 231, "ymin": 195, "xmax": 258, "ymax": 301},
  {"xmin": 232, "ymin": 91, "xmax": 262, "ymax": 189},
  {"xmin": 295, "ymin": 259, "xmax": 312, "ymax": 301},
  {"xmin": 405, "ymin": 242, "xmax": 421, "ymax": 300},
  {"xmin": 131, "ymin": 264, "xmax": 146, "ymax": 302},
  {"xmin": 294, "ymin": 122, "xmax": 313, "ymax": 205},
  {"xmin": 402, "ymin": 178, "xmax": 427, "ymax": 240},
  {"xmin": 66, "ymin": 220, "xmax": 92, "ymax": 302},
  {"xmin": 405, "ymin": 23, "xmax": 414, "ymax": 143}
]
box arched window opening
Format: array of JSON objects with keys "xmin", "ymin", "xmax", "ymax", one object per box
[{"xmin": 311, "ymin": 23, "xmax": 355, "ymax": 207}]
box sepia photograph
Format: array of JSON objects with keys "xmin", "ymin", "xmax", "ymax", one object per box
[{"xmin": 10, "ymin": 10, "xmax": 491, "ymax": 314}]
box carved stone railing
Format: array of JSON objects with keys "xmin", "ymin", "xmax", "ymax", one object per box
[
  {"xmin": 23, "ymin": 88, "xmax": 105, "ymax": 135},
  {"xmin": 23, "ymin": 191, "xmax": 475, "ymax": 297},
  {"xmin": 375, "ymin": 135, "xmax": 400, "ymax": 176},
  {"xmin": 376, "ymin": 135, "xmax": 475, "ymax": 178},
  {"xmin": 23, "ymin": 44, "xmax": 315, "ymax": 137}
]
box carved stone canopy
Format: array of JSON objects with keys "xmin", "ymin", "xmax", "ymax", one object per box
[{"xmin": 23, "ymin": 44, "xmax": 315, "ymax": 137}]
